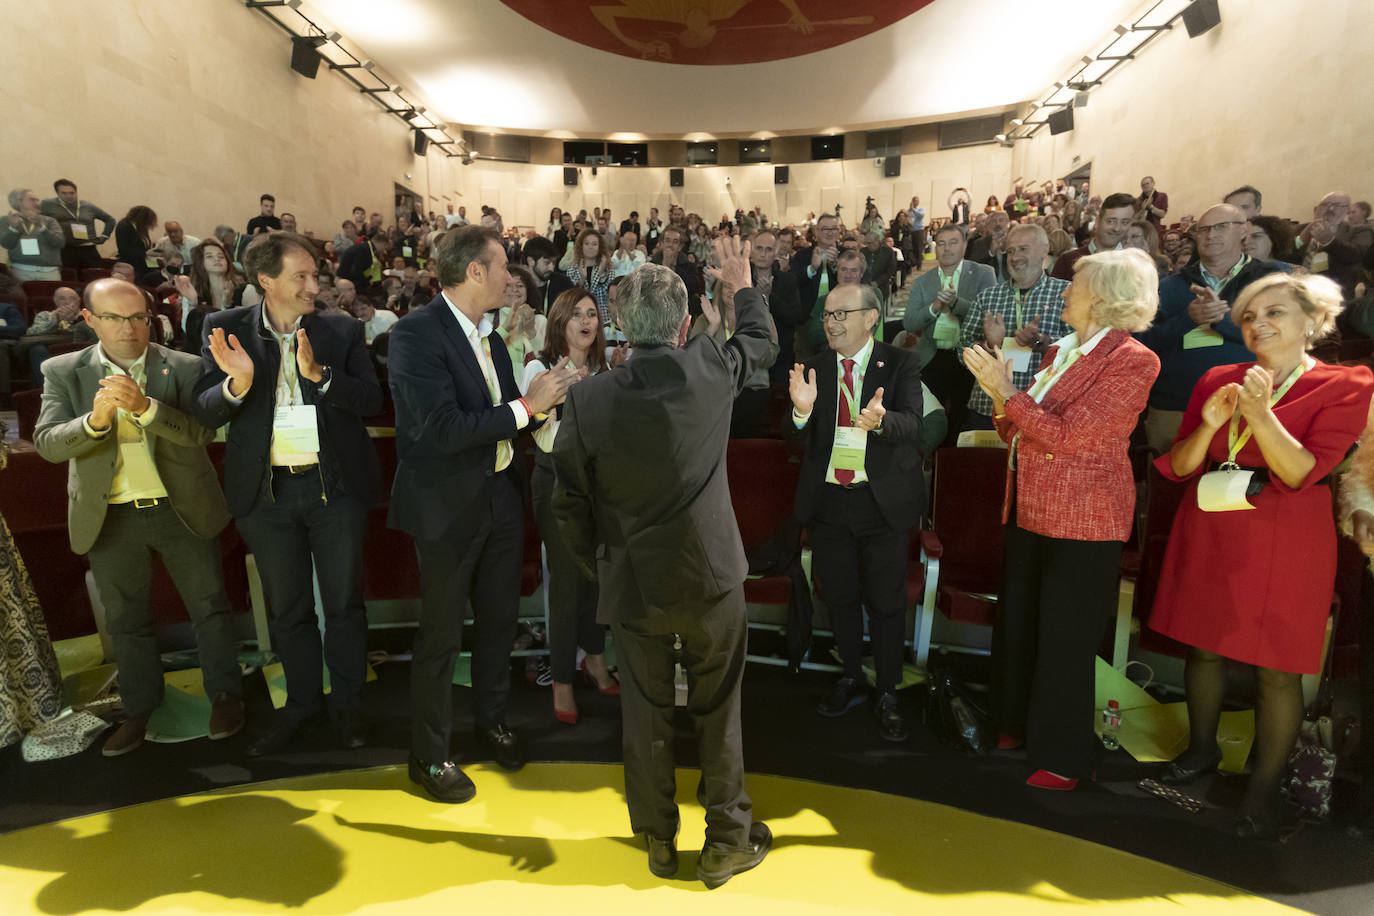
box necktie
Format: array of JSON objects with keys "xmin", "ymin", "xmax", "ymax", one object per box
[
  {"xmin": 817, "ymin": 264, "xmax": 830, "ymax": 300},
  {"xmin": 835, "ymin": 358, "xmax": 856, "ymax": 486},
  {"xmin": 479, "ymin": 334, "xmax": 513, "ymax": 472}
]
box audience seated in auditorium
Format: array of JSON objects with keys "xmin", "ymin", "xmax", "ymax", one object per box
[
  {"xmin": 610, "ymin": 229, "xmax": 646, "ymax": 278},
  {"xmin": 177, "ymin": 239, "xmax": 245, "ymax": 352},
  {"xmin": 1293, "ymin": 191, "xmax": 1371, "ymax": 302},
  {"xmin": 246, "ymin": 193, "xmax": 281, "ymax": 236},
  {"xmin": 41, "ymin": 178, "xmax": 114, "ymax": 270},
  {"xmin": 156, "ymin": 221, "xmax": 201, "ymax": 265}
]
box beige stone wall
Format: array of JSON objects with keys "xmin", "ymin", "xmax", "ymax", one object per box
[
  {"xmin": 1010, "ymin": 0, "xmax": 1373, "ymax": 221},
  {"xmin": 4, "ymin": 0, "xmax": 455, "ymax": 253}
]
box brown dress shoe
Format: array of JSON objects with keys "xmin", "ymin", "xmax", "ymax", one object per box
[
  {"xmin": 209, "ymin": 694, "xmax": 246, "ymax": 740},
  {"xmin": 103, "ymin": 717, "xmax": 149, "ymax": 757}
]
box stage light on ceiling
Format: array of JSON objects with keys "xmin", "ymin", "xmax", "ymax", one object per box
[{"xmin": 324, "ymin": 30, "xmax": 342, "ymax": 42}]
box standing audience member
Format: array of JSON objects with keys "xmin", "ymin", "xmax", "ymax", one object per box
[
  {"xmin": 247, "ymin": 194, "xmax": 281, "ymax": 236},
  {"xmin": 1138, "ymin": 203, "xmax": 1274, "ymax": 454},
  {"xmin": 35, "ymin": 278, "xmax": 244, "ymax": 757},
  {"xmin": 1051, "ymin": 193, "xmax": 1136, "ymax": 280},
  {"xmin": 785, "ymin": 283, "xmax": 925, "ymax": 743},
  {"xmin": 611, "ymin": 229, "xmax": 646, "ymax": 279},
  {"xmin": 523, "ymin": 290, "xmax": 614, "ymax": 726},
  {"xmin": 566, "ymin": 229, "xmax": 614, "ymax": 323},
  {"xmin": 156, "ymin": 222, "xmax": 201, "ymax": 265},
  {"xmin": 1224, "ymin": 185, "xmax": 1262, "ymax": 218},
  {"xmin": 552, "ymin": 241, "xmax": 775, "ymax": 888},
  {"xmin": 1243, "ymin": 217, "xmax": 1296, "ymax": 266},
  {"xmin": 649, "ymin": 224, "xmax": 702, "ymax": 304},
  {"xmin": 3, "ymin": 189, "xmax": 65, "ymax": 281},
  {"xmin": 194, "ymin": 231, "xmax": 382, "ymax": 757},
  {"xmin": 747, "ymin": 230, "xmax": 803, "ymax": 385},
  {"xmin": 958, "ymin": 224, "xmax": 1069, "ymax": 429},
  {"xmin": 903, "ymin": 223, "xmax": 996, "ymax": 440},
  {"xmin": 177, "ymin": 240, "xmax": 244, "ymax": 352},
  {"xmin": 496, "ymin": 264, "xmax": 545, "ymax": 368},
  {"xmin": 963, "ymin": 249, "xmax": 1160, "ymax": 789},
  {"xmin": 1293, "ymin": 192, "xmax": 1370, "ymax": 302},
  {"xmin": 1135, "ymin": 176, "xmax": 1169, "ymax": 231},
  {"xmin": 42, "ymin": 179, "xmax": 114, "ymax": 270},
  {"xmin": 795, "ymin": 214, "xmax": 842, "ymax": 316},
  {"xmin": 387, "ymin": 226, "xmax": 579, "ymax": 800},
  {"xmin": 115, "ymin": 205, "xmax": 161, "ymax": 286},
  {"xmin": 1150, "ymin": 272, "xmax": 1373, "ymax": 838}
]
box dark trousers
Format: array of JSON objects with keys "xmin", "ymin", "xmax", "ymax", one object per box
[
  {"xmin": 612, "ymin": 585, "xmax": 752, "ymax": 850},
  {"xmin": 411, "ymin": 469, "xmax": 522, "ymax": 762},
  {"xmin": 86, "ymin": 502, "xmax": 241, "ymax": 718},
  {"xmin": 808, "ymin": 484, "xmax": 909, "ymax": 692},
  {"xmin": 236, "ymin": 471, "xmax": 369, "ymax": 724},
  {"xmin": 993, "ymin": 519, "xmax": 1121, "ymax": 778},
  {"xmin": 922, "ymin": 348, "xmax": 974, "ymax": 445},
  {"xmin": 531, "ymin": 461, "xmax": 602, "ymax": 683},
  {"xmin": 61, "ymin": 245, "xmax": 101, "ymax": 270},
  {"xmin": 1360, "ymin": 567, "xmax": 1374, "ymax": 814}
]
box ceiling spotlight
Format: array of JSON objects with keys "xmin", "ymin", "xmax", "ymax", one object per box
[
  {"xmin": 360, "ymin": 59, "xmax": 375, "ymax": 70},
  {"xmin": 1011, "ymin": 118, "xmax": 1024, "ymax": 126},
  {"xmin": 324, "ymin": 30, "xmax": 341, "ymax": 42},
  {"xmin": 995, "ymin": 134, "xmax": 1007, "ymax": 142},
  {"xmin": 1114, "ymin": 23, "xmax": 1130, "ymax": 35},
  {"xmin": 285, "ymin": 0, "xmax": 302, "ymax": 8},
  {"xmin": 415, "ymin": 107, "xmax": 426, "ymax": 116},
  {"xmin": 1081, "ymin": 55, "xmax": 1093, "ymax": 65},
  {"xmin": 390, "ymin": 84, "xmax": 404, "ymax": 94}
]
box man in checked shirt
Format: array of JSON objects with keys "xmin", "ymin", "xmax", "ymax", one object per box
[{"xmin": 956, "ymin": 224, "xmax": 1069, "ymax": 430}]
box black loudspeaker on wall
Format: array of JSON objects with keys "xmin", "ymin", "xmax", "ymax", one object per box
[
  {"xmin": 774, "ymin": 166, "xmax": 789, "ymax": 185},
  {"xmin": 289, "ymin": 37, "xmax": 321, "ymax": 79},
  {"xmin": 413, "ymin": 130, "xmax": 429, "ymax": 156},
  {"xmin": 883, "ymin": 156, "xmax": 901, "ymax": 178},
  {"xmin": 564, "ymin": 167, "xmax": 579, "ymax": 187},
  {"xmin": 1182, "ymin": 0, "xmax": 1221, "ymax": 38},
  {"xmin": 1048, "ymin": 107, "xmax": 1075, "ymax": 136},
  {"xmin": 669, "ymin": 168, "xmax": 684, "ymax": 188}
]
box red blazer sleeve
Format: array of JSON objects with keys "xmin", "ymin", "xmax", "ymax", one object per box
[{"xmin": 1003, "ymin": 342, "xmax": 1160, "ymax": 451}]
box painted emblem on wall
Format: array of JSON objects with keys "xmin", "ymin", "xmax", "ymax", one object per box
[{"xmin": 499, "ymin": 0, "xmax": 933, "ymax": 65}]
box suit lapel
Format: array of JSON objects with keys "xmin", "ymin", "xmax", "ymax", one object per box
[
  {"xmin": 434, "ymin": 298, "xmax": 491, "ymax": 394},
  {"xmin": 143, "ymin": 345, "xmax": 170, "ymax": 402},
  {"xmin": 815, "ymin": 349, "xmax": 839, "ymax": 429},
  {"xmin": 860, "ymin": 341, "xmax": 892, "ymax": 405},
  {"xmin": 76, "ymin": 345, "xmax": 105, "ymax": 408}
]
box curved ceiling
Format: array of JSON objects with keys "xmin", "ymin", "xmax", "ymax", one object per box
[{"xmin": 307, "ymin": 0, "xmax": 1141, "ymax": 138}]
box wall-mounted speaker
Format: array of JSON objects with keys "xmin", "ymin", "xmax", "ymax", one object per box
[
  {"xmin": 883, "ymin": 156, "xmax": 901, "ymax": 178},
  {"xmin": 413, "ymin": 130, "xmax": 429, "ymax": 156},
  {"xmin": 1048, "ymin": 107, "xmax": 1075, "ymax": 135},
  {"xmin": 669, "ymin": 168, "xmax": 684, "ymax": 188},
  {"xmin": 774, "ymin": 166, "xmax": 789, "ymax": 185},
  {"xmin": 1182, "ymin": 0, "xmax": 1221, "ymax": 38},
  {"xmin": 289, "ymin": 37, "xmax": 322, "ymax": 79},
  {"xmin": 563, "ymin": 167, "xmax": 578, "ymax": 187}
]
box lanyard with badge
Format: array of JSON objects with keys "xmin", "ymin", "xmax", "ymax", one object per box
[
  {"xmin": 18, "ymin": 220, "xmax": 41, "ymax": 256},
  {"xmin": 931, "ymin": 264, "xmax": 962, "ymax": 344},
  {"xmin": 60, "ymin": 199, "xmax": 91, "ymax": 241},
  {"xmin": 1000, "ymin": 285, "xmax": 1035, "ymax": 373},
  {"xmin": 831, "ymin": 358, "xmax": 867, "ymax": 472},
  {"xmin": 1196, "ymin": 363, "xmax": 1304, "ymax": 511},
  {"xmin": 1183, "ymin": 257, "xmax": 1249, "ymax": 350},
  {"xmin": 272, "ymin": 331, "xmax": 320, "ymax": 453}
]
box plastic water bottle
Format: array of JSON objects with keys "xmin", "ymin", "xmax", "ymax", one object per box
[{"xmin": 1101, "ymin": 700, "xmax": 1122, "ymax": 750}]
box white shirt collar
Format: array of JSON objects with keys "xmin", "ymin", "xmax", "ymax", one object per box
[
  {"xmin": 261, "ymin": 303, "xmax": 303, "ymax": 339},
  {"xmin": 1049, "ymin": 325, "xmax": 1111, "ymax": 359},
  {"xmin": 96, "ymin": 343, "xmax": 148, "ymax": 376},
  {"xmin": 838, "ymin": 334, "xmax": 875, "ymax": 369},
  {"xmin": 442, "ymin": 290, "xmax": 494, "ymax": 339}
]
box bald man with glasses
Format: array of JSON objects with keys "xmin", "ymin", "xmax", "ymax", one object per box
[{"xmin": 34, "ymin": 278, "xmax": 243, "ymax": 757}]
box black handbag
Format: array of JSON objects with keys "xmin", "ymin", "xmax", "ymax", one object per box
[{"xmin": 924, "ymin": 652, "xmax": 991, "ymax": 755}]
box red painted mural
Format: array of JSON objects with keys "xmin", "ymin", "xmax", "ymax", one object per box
[{"xmin": 498, "ymin": 0, "xmax": 934, "ymax": 65}]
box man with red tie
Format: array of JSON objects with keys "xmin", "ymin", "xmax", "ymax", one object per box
[{"xmin": 784, "ymin": 282, "xmax": 926, "ymax": 742}]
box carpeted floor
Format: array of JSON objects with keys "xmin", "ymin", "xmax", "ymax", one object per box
[{"xmin": 2, "ymin": 643, "xmax": 1374, "ymax": 915}]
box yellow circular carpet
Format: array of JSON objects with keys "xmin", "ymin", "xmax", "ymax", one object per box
[{"xmin": 0, "ymin": 763, "xmax": 1297, "ymax": 914}]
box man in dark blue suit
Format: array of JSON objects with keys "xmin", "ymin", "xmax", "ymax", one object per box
[
  {"xmin": 387, "ymin": 225, "xmax": 579, "ymax": 802},
  {"xmin": 193, "ymin": 231, "xmax": 382, "ymax": 756}
]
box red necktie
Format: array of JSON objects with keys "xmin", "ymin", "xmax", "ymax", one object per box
[{"xmin": 835, "ymin": 358, "xmax": 856, "ymax": 486}]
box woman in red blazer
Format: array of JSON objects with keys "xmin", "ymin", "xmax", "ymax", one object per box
[{"xmin": 965, "ymin": 248, "xmax": 1161, "ymax": 791}]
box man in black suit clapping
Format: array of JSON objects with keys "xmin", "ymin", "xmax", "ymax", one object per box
[{"xmin": 552, "ymin": 237, "xmax": 775, "ymax": 889}]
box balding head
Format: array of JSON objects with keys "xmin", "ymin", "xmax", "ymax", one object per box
[
  {"xmin": 165, "ymin": 221, "xmax": 184, "ymax": 244},
  {"xmin": 53, "ymin": 286, "xmax": 81, "ymax": 320},
  {"xmin": 1194, "ymin": 204, "xmax": 1247, "ymax": 269},
  {"xmin": 110, "ymin": 262, "xmax": 137, "ymax": 283},
  {"xmin": 83, "ymin": 279, "xmax": 152, "ymax": 364},
  {"xmin": 1316, "ymin": 192, "xmax": 1352, "ymax": 224}
]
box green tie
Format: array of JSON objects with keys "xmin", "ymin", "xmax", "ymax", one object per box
[{"xmin": 817, "ymin": 265, "xmax": 830, "ymax": 300}]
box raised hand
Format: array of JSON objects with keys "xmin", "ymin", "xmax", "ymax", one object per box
[
  {"xmin": 983, "ymin": 311, "xmax": 1006, "ymax": 349},
  {"xmin": 1200, "ymin": 382, "xmax": 1240, "ymax": 430},
  {"xmin": 711, "ymin": 234, "xmax": 752, "ymax": 294},
  {"xmin": 99, "ymin": 374, "xmax": 151, "ymax": 416},
  {"xmin": 700, "ymin": 293, "xmax": 721, "ymax": 336},
  {"xmin": 208, "ymin": 327, "xmax": 254, "ymax": 397},
  {"xmin": 1236, "ymin": 365, "xmax": 1275, "ymax": 420},
  {"xmin": 524, "ymin": 361, "xmax": 582, "ymax": 414},
  {"xmin": 295, "ymin": 328, "xmax": 323, "ymax": 383},
  {"xmin": 855, "ymin": 387, "xmax": 886, "ymax": 431},
  {"xmin": 173, "ymin": 274, "xmax": 197, "ymax": 303},
  {"xmin": 1013, "ymin": 317, "xmax": 1040, "ymax": 348},
  {"xmin": 1187, "ymin": 285, "xmax": 1227, "ymax": 326},
  {"xmin": 789, "ymin": 362, "xmax": 818, "ymax": 416}
]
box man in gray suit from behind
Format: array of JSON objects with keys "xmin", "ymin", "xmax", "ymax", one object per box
[
  {"xmin": 34, "ymin": 278, "xmax": 242, "ymax": 757},
  {"xmin": 902, "ymin": 222, "xmax": 996, "ymax": 440},
  {"xmin": 552, "ymin": 238, "xmax": 774, "ymax": 890}
]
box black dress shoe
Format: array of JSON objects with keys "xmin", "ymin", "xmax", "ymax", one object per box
[
  {"xmin": 245, "ymin": 714, "xmax": 309, "ymax": 758},
  {"xmin": 697, "ymin": 822, "xmax": 771, "ymax": 890},
  {"xmin": 816, "ymin": 676, "xmax": 867, "ymax": 717},
  {"xmin": 646, "ymin": 832, "xmax": 678, "ymax": 878},
  {"xmin": 409, "ymin": 756, "xmax": 477, "ymax": 803},
  {"xmin": 1158, "ymin": 748, "xmax": 1223, "ymax": 785},
  {"xmin": 476, "ymin": 724, "xmax": 526, "ymax": 771},
  {"xmin": 333, "ymin": 713, "xmax": 367, "ymax": 750},
  {"xmin": 873, "ymin": 691, "xmax": 908, "ymax": 742}
]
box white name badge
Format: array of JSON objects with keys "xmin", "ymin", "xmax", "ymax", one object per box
[
  {"xmin": 1001, "ymin": 339, "xmax": 1033, "ymax": 374},
  {"xmin": 19, "ymin": 238, "xmax": 39, "ymax": 256},
  {"xmin": 1310, "ymin": 251, "xmax": 1329, "ymax": 273},
  {"xmin": 272, "ymin": 404, "xmax": 320, "ymax": 453},
  {"xmin": 71, "ymin": 223, "xmax": 90, "ymax": 240},
  {"xmin": 832, "ymin": 426, "xmax": 868, "ymax": 471},
  {"xmin": 1182, "ymin": 326, "xmax": 1225, "ymax": 350},
  {"xmin": 1197, "ymin": 468, "xmax": 1256, "ymax": 512},
  {"xmin": 402, "ymin": 246, "xmax": 414, "ymax": 258}
]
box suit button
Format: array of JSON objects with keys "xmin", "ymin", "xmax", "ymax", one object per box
[
  {"xmin": 485, "ymin": 469, "xmax": 494, "ymax": 477},
  {"xmin": 1044, "ymin": 453, "xmax": 1054, "ymax": 460}
]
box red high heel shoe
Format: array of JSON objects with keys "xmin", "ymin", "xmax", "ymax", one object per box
[
  {"xmin": 580, "ymin": 658, "xmax": 621, "ymax": 696},
  {"xmin": 554, "ymin": 706, "xmax": 578, "ymax": 726},
  {"xmin": 997, "ymin": 733, "xmax": 1024, "ymax": 751},
  {"xmin": 1026, "ymin": 769, "xmax": 1093, "ymax": 791}
]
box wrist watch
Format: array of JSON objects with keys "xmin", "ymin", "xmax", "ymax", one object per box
[{"xmin": 318, "ymin": 365, "xmax": 332, "ymax": 386}]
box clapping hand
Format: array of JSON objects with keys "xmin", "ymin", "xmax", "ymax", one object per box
[
  {"xmin": 1235, "ymin": 365, "xmax": 1274, "ymax": 421},
  {"xmin": 1013, "ymin": 317, "xmax": 1040, "ymax": 348},
  {"xmin": 1187, "ymin": 285, "xmax": 1227, "ymax": 326},
  {"xmin": 208, "ymin": 327, "xmax": 254, "ymax": 397},
  {"xmin": 99, "ymin": 373, "xmax": 151, "ymax": 416},
  {"xmin": 1352, "ymin": 510, "xmax": 1374, "ymax": 555},
  {"xmin": 789, "ymin": 362, "xmax": 818, "ymax": 416},
  {"xmin": 934, "ymin": 287, "xmax": 957, "ymax": 311},
  {"xmin": 855, "ymin": 388, "xmax": 886, "ymax": 431},
  {"xmin": 173, "ymin": 274, "xmax": 196, "ymax": 303},
  {"xmin": 295, "ymin": 329, "xmax": 323, "ymax": 383},
  {"xmin": 963, "ymin": 344, "xmax": 1014, "ymax": 400},
  {"xmin": 525, "ymin": 358, "xmax": 584, "ymax": 414},
  {"xmin": 982, "ymin": 311, "xmax": 1006, "ymax": 349},
  {"xmin": 1200, "ymin": 382, "xmax": 1240, "ymax": 430}
]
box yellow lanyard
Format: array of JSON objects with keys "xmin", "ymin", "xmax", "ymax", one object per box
[
  {"xmin": 939, "ymin": 264, "xmax": 961, "ymax": 294},
  {"xmin": 1013, "ymin": 286, "xmax": 1026, "ymax": 329},
  {"xmin": 1224, "ymin": 363, "xmax": 1304, "ymax": 466}
]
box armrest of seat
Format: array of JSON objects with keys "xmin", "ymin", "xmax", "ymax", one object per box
[{"xmin": 919, "ymin": 529, "xmax": 944, "ymax": 560}]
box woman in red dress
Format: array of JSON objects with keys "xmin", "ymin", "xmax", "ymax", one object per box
[{"xmin": 1150, "ymin": 272, "xmax": 1374, "ymax": 836}]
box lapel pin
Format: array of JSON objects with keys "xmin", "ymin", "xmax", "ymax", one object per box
[
  {"xmin": 161, "ymin": 367, "xmax": 169, "ymax": 375},
  {"xmin": 876, "ymin": 361, "xmax": 885, "ymax": 368}
]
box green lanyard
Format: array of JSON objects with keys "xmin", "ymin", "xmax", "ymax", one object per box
[
  {"xmin": 939, "ymin": 264, "xmax": 961, "ymax": 295},
  {"xmin": 1013, "ymin": 285, "xmax": 1028, "ymax": 329},
  {"xmin": 1224, "ymin": 363, "xmax": 1304, "ymax": 466},
  {"xmin": 1201, "ymin": 255, "xmax": 1249, "ymax": 293}
]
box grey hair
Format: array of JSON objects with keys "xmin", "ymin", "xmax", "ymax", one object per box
[
  {"xmin": 213, "ymin": 224, "xmax": 236, "ymax": 244},
  {"xmin": 618, "ymin": 263, "xmax": 687, "ymax": 346},
  {"xmin": 1007, "ymin": 223, "xmax": 1049, "ymax": 247},
  {"xmin": 1071, "ymin": 248, "xmax": 1159, "ymax": 332},
  {"xmin": 8, "ymin": 188, "xmax": 31, "ymax": 210}
]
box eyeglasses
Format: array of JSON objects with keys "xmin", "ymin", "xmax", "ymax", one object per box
[
  {"xmin": 1192, "ymin": 221, "xmax": 1243, "ymax": 236},
  {"xmin": 821, "ymin": 307, "xmax": 874, "ymax": 323},
  {"xmin": 91, "ymin": 313, "xmax": 153, "ymax": 328}
]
